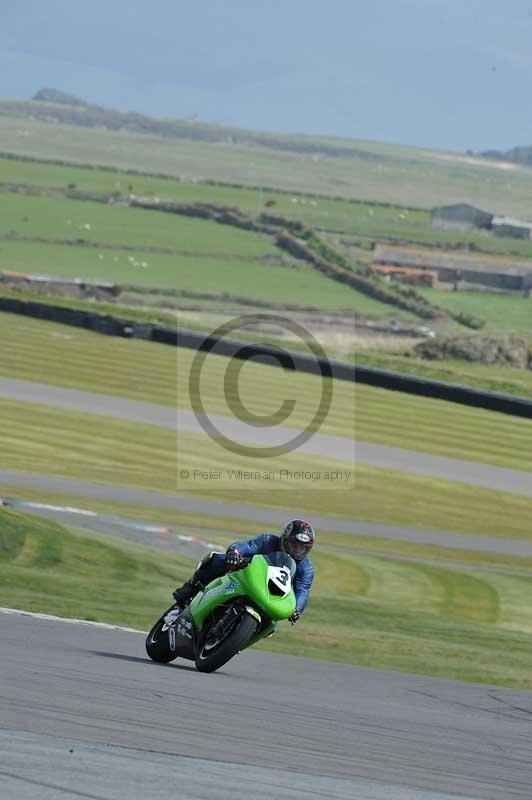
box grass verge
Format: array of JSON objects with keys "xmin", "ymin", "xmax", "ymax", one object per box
[
  {"xmin": 421, "ymin": 288, "xmax": 532, "ymax": 336},
  {"xmin": 0, "ymin": 508, "xmax": 191, "ymax": 629},
  {"xmin": 2, "ymin": 311, "xmax": 532, "ymax": 473},
  {"xmin": 4, "ymin": 507, "xmax": 532, "ymax": 689},
  {"xmin": 354, "ymin": 350, "xmax": 532, "ymax": 399},
  {"xmin": 1, "ymin": 398, "xmax": 532, "ymax": 542},
  {"xmin": 353, "ymin": 384, "xmax": 532, "ymax": 471},
  {"xmin": 3, "ymin": 483, "xmax": 532, "ymax": 574}
]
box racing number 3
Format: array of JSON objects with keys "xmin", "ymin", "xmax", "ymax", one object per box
[{"xmin": 277, "ymin": 569, "xmax": 289, "ymax": 586}]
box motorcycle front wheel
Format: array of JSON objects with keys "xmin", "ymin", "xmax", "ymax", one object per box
[{"xmin": 195, "ymin": 612, "xmax": 258, "ymax": 673}]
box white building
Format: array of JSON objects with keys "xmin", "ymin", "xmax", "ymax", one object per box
[{"xmin": 491, "ymin": 216, "xmax": 532, "ymax": 240}]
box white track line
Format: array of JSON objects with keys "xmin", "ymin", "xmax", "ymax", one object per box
[{"xmin": 0, "ymin": 607, "xmax": 145, "ymax": 634}]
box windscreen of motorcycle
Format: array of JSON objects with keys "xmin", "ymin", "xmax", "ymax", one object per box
[{"xmin": 263, "ymin": 551, "xmax": 297, "ymax": 577}]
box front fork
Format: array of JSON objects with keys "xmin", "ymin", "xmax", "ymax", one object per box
[{"xmin": 247, "ymin": 619, "xmax": 277, "ymax": 648}]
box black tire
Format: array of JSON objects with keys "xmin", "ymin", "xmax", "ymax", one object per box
[
  {"xmin": 145, "ymin": 607, "xmax": 178, "ymax": 663},
  {"xmin": 195, "ymin": 612, "xmax": 258, "ymax": 674}
]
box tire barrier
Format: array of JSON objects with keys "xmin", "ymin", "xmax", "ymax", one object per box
[
  {"xmin": 0, "ymin": 297, "xmax": 152, "ymax": 339},
  {"xmin": 2, "ymin": 296, "xmax": 532, "ymax": 419},
  {"xmin": 352, "ymin": 364, "xmax": 532, "ymax": 419}
]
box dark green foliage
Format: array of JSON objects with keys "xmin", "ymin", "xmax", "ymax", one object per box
[
  {"xmin": 480, "ymin": 145, "xmax": 532, "ymax": 167},
  {"xmin": 274, "ymin": 229, "xmax": 447, "ymax": 320},
  {"xmin": 0, "ymin": 515, "xmax": 26, "ymax": 561},
  {"xmin": 304, "ymin": 235, "xmax": 353, "ymax": 270},
  {"xmin": 450, "ymin": 311, "xmax": 486, "ymax": 330},
  {"xmin": 33, "ymin": 88, "xmax": 88, "ymax": 107}
]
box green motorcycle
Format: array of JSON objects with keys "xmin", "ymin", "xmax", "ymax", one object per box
[{"xmin": 145, "ymin": 551, "xmax": 296, "ymax": 673}]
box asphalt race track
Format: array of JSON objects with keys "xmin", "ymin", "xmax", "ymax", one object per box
[
  {"xmin": 1, "ymin": 377, "xmax": 532, "ymax": 495},
  {"xmin": 2, "ymin": 611, "xmax": 532, "ymax": 800},
  {"xmin": 3, "ymin": 380, "xmax": 532, "ymax": 799}
]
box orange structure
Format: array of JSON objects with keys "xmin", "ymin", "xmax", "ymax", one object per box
[{"xmin": 372, "ymin": 264, "xmax": 439, "ymax": 288}]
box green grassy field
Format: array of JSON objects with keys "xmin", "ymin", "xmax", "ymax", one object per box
[
  {"xmin": 1, "ymin": 311, "xmax": 531, "ymax": 471},
  {"xmin": 0, "ymin": 310, "xmax": 358, "ymax": 441},
  {"xmin": 1, "ymin": 393, "xmax": 532, "ymax": 541},
  {"xmin": 0, "ymin": 179, "xmax": 404, "ymax": 315},
  {"xmin": 353, "ymin": 384, "xmax": 532, "ymax": 470},
  {"xmin": 177, "ymin": 346, "xmax": 532, "ymax": 472},
  {"xmin": 4, "ymin": 112, "xmax": 532, "ymax": 218},
  {"xmin": 0, "ymin": 287, "xmax": 395, "ymax": 354},
  {"xmin": 5, "ymin": 153, "xmax": 532, "ymax": 348},
  {"xmin": 0, "ymin": 392, "xmax": 354, "ymax": 515},
  {"xmin": 5, "ymin": 483, "xmax": 532, "ymax": 574},
  {"xmin": 354, "ymin": 350, "xmax": 532, "ymax": 397},
  {"xmin": 0, "ymin": 507, "xmax": 191, "ymax": 628},
  {"xmin": 421, "ymin": 288, "xmax": 532, "ymax": 334},
  {"xmin": 5, "ymin": 110, "xmax": 532, "ymax": 691},
  {"xmin": 291, "ymin": 594, "xmax": 532, "ymax": 688},
  {"xmin": 0, "ymin": 155, "xmax": 429, "ymax": 233},
  {"xmin": 0, "ymin": 241, "xmax": 394, "ymax": 312},
  {"xmin": 338, "ymin": 224, "xmax": 532, "ymax": 260},
  {"xmin": 4, "ymin": 155, "xmax": 532, "ymax": 261},
  {"xmin": 0, "ymin": 191, "xmax": 277, "ymax": 256},
  {"xmin": 4, "ymin": 506, "xmax": 532, "ymax": 689}
]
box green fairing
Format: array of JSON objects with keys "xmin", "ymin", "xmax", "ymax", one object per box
[{"xmin": 189, "ymin": 555, "xmax": 296, "ymax": 631}]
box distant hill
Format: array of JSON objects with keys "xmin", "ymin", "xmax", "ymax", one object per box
[
  {"xmin": 4, "ymin": 91, "xmax": 532, "ymax": 215},
  {"xmin": 6, "ymin": 90, "xmax": 382, "ymax": 162},
  {"xmin": 479, "ymin": 145, "xmax": 532, "ymax": 167},
  {"xmin": 33, "ymin": 88, "xmax": 88, "ymax": 108}
]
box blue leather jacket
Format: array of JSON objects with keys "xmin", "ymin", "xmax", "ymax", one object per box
[{"xmin": 229, "ymin": 533, "xmax": 314, "ymax": 614}]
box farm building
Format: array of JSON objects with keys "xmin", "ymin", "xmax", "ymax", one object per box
[
  {"xmin": 491, "ymin": 216, "xmax": 532, "ymax": 240},
  {"xmin": 373, "ymin": 244, "xmax": 532, "ymax": 293},
  {"xmin": 431, "ymin": 203, "xmax": 493, "ymax": 231},
  {"xmin": 372, "ymin": 265, "xmax": 438, "ymax": 288}
]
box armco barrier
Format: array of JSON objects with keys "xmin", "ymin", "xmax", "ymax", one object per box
[{"xmin": 2, "ymin": 296, "xmax": 532, "ymax": 419}]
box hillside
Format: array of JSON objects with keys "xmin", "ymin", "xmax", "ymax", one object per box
[
  {"xmin": 3, "ymin": 94, "xmax": 532, "ymax": 216},
  {"xmin": 0, "ymin": 161, "xmax": 426, "ymax": 320},
  {"xmin": 3, "ymin": 100, "xmax": 532, "ymax": 386},
  {"xmin": 18, "ymin": 91, "xmax": 388, "ymax": 161},
  {"xmin": 480, "ymin": 144, "xmax": 532, "ymax": 168}
]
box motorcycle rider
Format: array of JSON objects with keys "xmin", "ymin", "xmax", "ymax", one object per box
[{"xmin": 172, "ymin": 519, "xmax": 315, "ymax": 624}]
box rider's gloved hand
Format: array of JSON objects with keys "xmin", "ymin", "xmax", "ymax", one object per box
[
  {"xmin": 225, "ymin": 547, "xmax": 245, "ymax": 571},
  {"xmin": 289, "ymin": 610, "xmax": 301, "ymax": 625}
]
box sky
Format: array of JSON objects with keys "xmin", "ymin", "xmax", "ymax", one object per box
[{"xmin": 1, "ymin": 0, "xmax": 532, "ymax": 152}]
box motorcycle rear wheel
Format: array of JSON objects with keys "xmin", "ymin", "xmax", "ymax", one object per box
[{"xmin": 195, "ymin": 612, "xmax": 258, "ymax": 673}]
